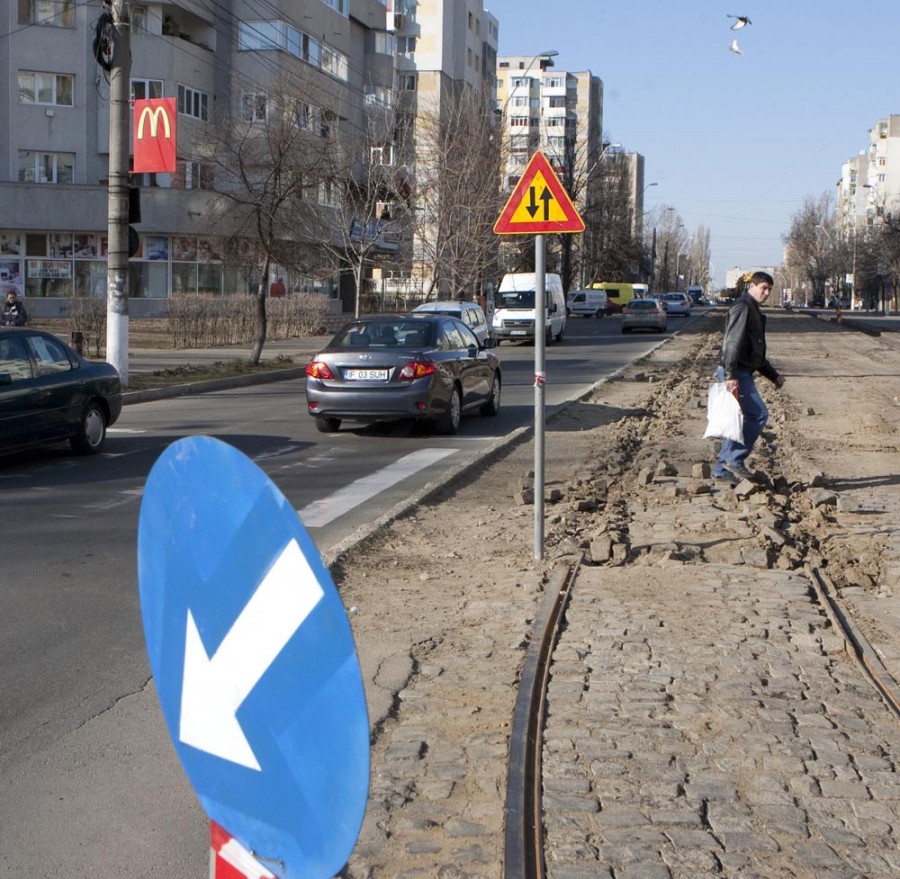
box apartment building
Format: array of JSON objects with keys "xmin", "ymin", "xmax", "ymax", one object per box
[
  {"xmin": 388, "ymin": 0, "xmax": 499, "ymax": 298},
  {"xmin": 2, "ymin": 0, "xmax": 397, "ymax": 317},
  {"xmin": 495, "ymin": 55, "xmax": 602, "ymax": 204}
]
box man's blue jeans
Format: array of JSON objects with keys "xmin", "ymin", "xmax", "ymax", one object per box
[{"xmin": 714, "ymin": 368, "xmax": 768, "ymax": 473}]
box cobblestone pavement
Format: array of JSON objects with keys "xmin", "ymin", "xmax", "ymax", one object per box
[
  {"xmin": 543, "ymin": 315, "xmax": 900, "ymax": 879},
  {"xmin": 546, "ymin": 559, "xmax": 900, "ymax": 878}
]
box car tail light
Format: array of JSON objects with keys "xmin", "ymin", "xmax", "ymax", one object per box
[
  {"xmin": 398, "ymin": 360, "xmax": 437, "ymax": 381},
  {"xmin": 306, "ymin": 361, "xmax": 335, "ymax": 380}
]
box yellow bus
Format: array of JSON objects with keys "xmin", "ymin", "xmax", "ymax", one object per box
[{"xmin": 589, "ymin": 282, "xmax": 649, "ymax": 313}]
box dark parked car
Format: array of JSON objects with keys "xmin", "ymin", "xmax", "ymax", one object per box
[
  {"xmin": 0, "ymin": 328, "xmax": 122, "ymax": 455},
  {"xmin": 305, "ymin": 314, "xmax": 501, "ymax": 434}
]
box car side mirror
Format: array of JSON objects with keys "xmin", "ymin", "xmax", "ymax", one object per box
[{"xmin": 483, "ymin": 337, "xmax": 497, "ymax": 349}]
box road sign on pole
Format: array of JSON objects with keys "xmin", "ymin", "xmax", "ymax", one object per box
[
  {"xmin": 493, "ymin": 151, "xmax": 584, "ymax": 558},
  {"xmin": 493, "ymin": 151, "xmax": 584, "ymax": 235},
  {"xmin": 138, "ymin": 436, "xmax": 369, "ymax": 879}
]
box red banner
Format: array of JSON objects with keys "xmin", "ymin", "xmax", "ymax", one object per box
[{"xmin": 133, "ymin": 98, "xmax": 177, "ymax": 173}]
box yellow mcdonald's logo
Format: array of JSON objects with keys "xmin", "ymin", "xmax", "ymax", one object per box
[{"xmin": 137, "ymin": 105, "xmax": 173, "ymax": 140}]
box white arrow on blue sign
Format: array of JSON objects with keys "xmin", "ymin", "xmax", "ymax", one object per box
[{"xmin": 138, "ymin": 436, "xmax": 369, "ymax": 878}]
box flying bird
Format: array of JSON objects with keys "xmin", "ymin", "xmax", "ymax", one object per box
[
  {"xmin": 728, "ymin": 15, "xmax": 752, "ymax": 30},
  {"xmin": 729, "ymin": 39, "xmax": 744, "ymax": 56}
]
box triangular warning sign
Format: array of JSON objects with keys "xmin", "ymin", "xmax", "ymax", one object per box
[{"xmin": 493, "ymin": 151, "xmax": 584, "ymax": 235}]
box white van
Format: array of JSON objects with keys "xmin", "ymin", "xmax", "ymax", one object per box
[
  {"xmin": 492, "ymin": 272, "xmax": 566, "ymax": 344},
  {"xmin": 566, "ymin": 288, "xmax": 608, "ymax": 318}
]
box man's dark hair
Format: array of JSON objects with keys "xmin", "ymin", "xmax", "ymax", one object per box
[{"xmin": 749, "ymin": 271, "xmax": 774, "ymax": 287}]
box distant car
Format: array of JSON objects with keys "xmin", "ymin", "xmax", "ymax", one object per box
[
  {"xmin": 661, "ymin": 292, "xmax": 691, "ymax": 316},
  {"xmin": 0, "ymin": 327, "xmax": 123, "ymax": 455},
  {"xmin": 305, "ymin": 314, "xmax": 501, "ymax": 435},
  {"xmin": 412, "ymin": 300, "xmax": 490, "ymax": 345},
  {"xmin": 621, "ymin": 298, "xmax": 668, "ymax": 334}
]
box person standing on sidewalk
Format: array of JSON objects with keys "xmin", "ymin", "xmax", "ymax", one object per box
[
  {"xmin": 1, "ymin": 290, "xmax": 27, "ymax": 326},
  {"xmin": 713, "ymin": 271, "xmax": 784, "ymax": 482}
]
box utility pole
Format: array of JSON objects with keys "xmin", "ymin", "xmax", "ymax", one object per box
[{"xmin": 107, "ymin": 0, "xmax": 131, "ymax": 387}]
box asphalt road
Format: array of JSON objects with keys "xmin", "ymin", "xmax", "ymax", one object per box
[{"xmin": 0, "ymin": 311, "xmax": 690, "ymax": 877}]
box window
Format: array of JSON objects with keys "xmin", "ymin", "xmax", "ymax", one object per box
[
  {"xmin": 511, "ymin": 77, "xmax": 530, "ymax": 88},
  {"xmin": 18, "ymin": 71, "xmax": 73, "ymax": 107},
  {"xmin": 132, "ymin": 79, "xmax": 164, "ymax": 100},
  {"xmin": 18, "ymin": 0, "xmax": 74, "ymax": 27},
  {"xmin": 18, "ymin": 150, "xmax": 74, "ymax": 184},
  {"xmin": 131, "ymin": 6, "xmax": 148, "ymax": 34},
  {"xmin": 319, "ymin": 179, "xmax": 337, "ymax": 207},
  {"xmin": 547, "ymin": 77, "xmax": 564, "ymax": 88},
  {"xmin": 365, "ymin": 86, "xmax": 393, "ymax": 107},
  {"xmin": 510, "ymin": 116, "xmax": 529, "ymax": 127},
  {"xmin": 0, "ymin": 335, "xmax": 34, "ymax": 382},
  {"xmin": 294, "ymin": 101, "xmax": 317, "ymax": 130},
  {"xmin": 26, "ymin": 334, "xmax": 73, "ymax": 377},
  {"xmin": 370, "ymin": 145, "xmax": 394, "ymax": 166},
  {"xmin": 241, "ymin": 92, "xmax": 268, "ymax": 123},
  {"xmin": 174, "ymin": 161, "xmax": 213, "ymax": 190},
  {"xmin": 177, "ymin": 84, "xmax": 208, "ymax": 121},
  {"xmin": 239, "ymin": 20, "xmax": 283, "ymax": 51},
  {"xmin": 548, "ymin": 96, "xmax": 567, "ymax": 108},
  {"xmin": 375, "ymin": 32, "xmax": 393, "ymax": 55},
  {"xmin": 400, "ymin": 73, "xmax": 416, "ymax": 91},
  {"xmin": 398, "ymin": 36, "xmax": 416, "ymax": 56},
  {"xmin": 321, "ymin": 45, "xmax": 348, "ymax": 80},
  {"xmin": 320, "ymin": 0, "xmax": 348, "ymax": 13}
]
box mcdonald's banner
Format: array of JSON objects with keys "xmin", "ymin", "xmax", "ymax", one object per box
[{"xmin": 133, "ymin": 98, "xmax": 177, "ymax": 173}]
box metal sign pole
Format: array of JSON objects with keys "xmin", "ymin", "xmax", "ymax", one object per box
[{"xmin": 534, "ymin": 234, "xmax": 546, "ymax": 560}]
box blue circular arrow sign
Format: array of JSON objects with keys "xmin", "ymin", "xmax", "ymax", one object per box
[{"xmin": 138, "ymin": 436, "xmax": 369, "ymax": 878}]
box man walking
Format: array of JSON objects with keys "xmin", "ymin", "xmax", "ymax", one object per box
[{"xmin": 713, "ymin": 271, "xmax": 784, "ymax": 483}]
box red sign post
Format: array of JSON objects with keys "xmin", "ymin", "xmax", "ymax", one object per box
[{"xmin": 132, "ymin": 98, "xmax": 177, "ymax": 173}]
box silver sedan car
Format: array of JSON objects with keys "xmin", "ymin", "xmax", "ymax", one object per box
[
  {"xmin": 305, "ymin": 314, "xmax": 501, "ymax": 434},
  {"xmin": 621, "ymin": 298, "xmax": 668, "ymax": 334}
]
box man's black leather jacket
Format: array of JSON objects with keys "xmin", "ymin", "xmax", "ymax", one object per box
[{"xmin": 720, "ymin": 292, "xmax": 779, "ymax": 382}]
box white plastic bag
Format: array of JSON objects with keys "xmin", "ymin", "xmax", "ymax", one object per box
[{"xmin": 703, "ymin": 382, "xmax": 744, "ymax": 443}]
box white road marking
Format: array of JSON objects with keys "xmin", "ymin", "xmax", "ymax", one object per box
[
  {"xmin": 298, "ymin": 448, "xmax": 457, "ymax": 528},
  {"xmin": 107, "ymin": 428, "xmax": 147, "ymax": 434},
  {"xmin": 83, "ymin": 489, "xmax": 145, "ymax": 511}
]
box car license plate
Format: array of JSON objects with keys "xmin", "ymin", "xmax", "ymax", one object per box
[
  {"xmin": 345, "ymin": 369, "xmax": 389, "ymax": 381},
  {"xmin": 510, "ymin": 330, "xmax": 526, "ymax": 336}
]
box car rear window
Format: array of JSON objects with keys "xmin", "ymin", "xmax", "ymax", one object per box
[
  {"xmin": 333, "ymin": 321, "xmax": 435, "ymax": 348},
  {"xmin": 629, "ymin": 300, "xmax": 657, "ymax": 311}
]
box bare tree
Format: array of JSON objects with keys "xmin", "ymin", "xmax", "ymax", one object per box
[
  {"xmin": 646, "ymin": 205, "xmax": 689, "ymax": 292},
  {"xmin": 580, "ymin": 154, "xmax": 641, "ymax": 285},
  {"xmin": 411, "ymin": 85, "xmax": 503, "ymax": 299},
  {"xmin": 784, "ymin": 193, "xmax": 840, "ymax": 305},
  {"xmin": 687, "ymin": 225, "xmax": 712, "ymax": 289},
  {"xmin": 295, "ymin": 96, "xmax": 414, "ymax": 318},
  {"xmin": 201, "ymin": 77, "xmax": 335, "ymax": 363}
]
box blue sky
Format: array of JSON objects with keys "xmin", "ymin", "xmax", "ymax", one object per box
[{"xmin": 485, "ymin": 0, "xmax": 900, "ymax": 287}]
